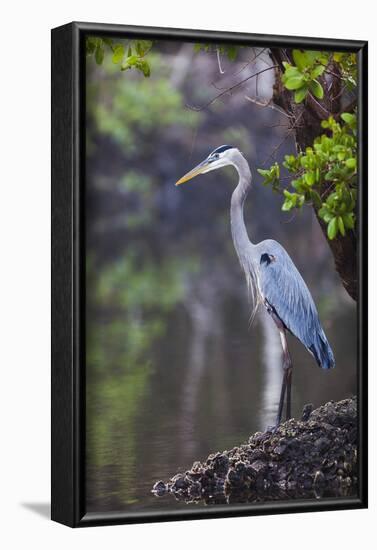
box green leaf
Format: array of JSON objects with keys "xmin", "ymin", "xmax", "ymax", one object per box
[
  {"xmin": 283, "ymin": 66, "xmax": 303, "ymax": 82},
  {"xmin": 121, "ymin": 55, "xmax": 138, "ymax": 70},
  {"xmin": 343, "ymin": 213, "xmax": 355, "ymax": 229},
  {"xmin": 112, "ymin": 45, "xmax": 125, "ymax": 64},
  {"xmin": 319, "ymin": 206, "xmax": 332, "ymax": 223},
  {"xmin": 257, "ymin": 169, "xmax": 270, "ymax": 177},
  {"xmin": 282, "ymin": 199, "xmax": 293, "ymax": 211},
  {"xmin": 310, "ymin": 190, "xmax": 322, "ymax": 208},
  {"xmin": 337, "ymin": 216, "xmax": 345, "ymax": 236},
  {"xmin": 311, "ymin": 64, "xmax": 325, "ymax": 79},
  {"xmin": 304, "ymin": 171, "xmax": 316, "ymax": 186},
  {"xmin": 95, "ymin": 44, "xmax": 105, "ymax": 65},
  {"xmin": 226, "ymin": 46, "xmax": 238, "ymax": 61},
  {"xmin": 341, "ymin": 113, "xmax": 357, "ymax": 131},
  {"xmin": 138, "ymin": 60, "xmax": 151, "ymax": 77},
  {"xmin": 294, "ymin": 86, "xmax": 308, "ymax": 103},
  {"xmin": 285, "ymin": 75, "xmax": 305, "ymax": 90},
  {"xmin": 309, "ymin": 79, "xmax": 324, "ymax": 99},
  {"xmin": 128, "ymin": 55, "xmax": 138, "ymax": 66},
  {"xmin": 135, "ymin": 41, "xmax": 143, "ymax": 56},
  {"xmin": 258, "ymin": 110, "xmax": 357, "ymax": 239},
  {"xmin": 327, "ymin": 217, "xmax": 338, "ymax": 240},
  {"xmin": 341, "ymin": 113, "xmax": 352, "ymax": 124},
  {"xmin": 298, "ymin": 194, "xmax": 305, "ymax": 207},
  {"xmin": 135, "ymin": 40, "xmax": 152, "ymax": 57},
  {"xmin": 345, "ymin": 158, "xmax": 356, "ymax": 169},
  {"xmin": 102, "ymin": 37, "xmax": 113, "ymax": 48},
  {"xmin": 292, "ymin": 50, "xmax": 309, "ymax": 71},
  {"xmin": 304, "ymin": 50, "xmax": 321, "ymax": 66},
  {"xmin": 86, "ymin": 37, "xmax": 97, "ymax": 55}
]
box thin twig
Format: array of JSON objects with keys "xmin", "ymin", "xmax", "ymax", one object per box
[
  {"xmin": 210, "ymin": 48, "xmax": 268, "ymax": 92},
  {"xmin": 216, "ymin": 48, "xmax": 225, "ymax": 75},
  {"xmin": 324, "ymin": 69, "xmax": 347, "ymax": 81},
  {"xmin": 331, "ymin": 82, "xmax": 347, "ymax": 102},
  {"xmin": 186, "ymin": 65, "xmax": 279, "ymax": 112},
  {"xmin": 261, "ymin": 110, "xmax": 305, "ymax": 166},
  {"xmin": 261, "ymin": 135, "xmax": 291, "ymax": 167},
  {"xmin": 320, "ymin": 182, "xmax": 336, "ymax": 199},
  {"xmin": 283, "ymin": 209, "xmax": 299, "ymax": 224},
  {"xmin": 232, "ymin": 47, "xmax": 267, "ymax": 76},
  {"xmin": 308, "ymin": 93, "xmax": 332, "ymax": 117},
  {"xmin": 282, "ymin": 50, "xmax": 291, "ymax": 64},
  {"xmin": 258, "ymin": 51, "xmax": 275, "ymax": 68},
  {"xmin": 266, "ymin": 122, "xmax": 291, "ymax": 129},
  {"xmin": 211, "ymin": 80, "xmax": 228, "ymax": 91},
  {"xmin": 244, "ymin": 95, "xmax": 292, "ymax": 120}
]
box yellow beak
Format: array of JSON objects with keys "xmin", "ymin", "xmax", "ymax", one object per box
[{"xmin": 175, "ymin": 161, "xmax": 208, "ymax": 186}]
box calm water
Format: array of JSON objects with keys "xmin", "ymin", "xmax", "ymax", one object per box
[{"xmin": 86, "ymin": 260, "xmax": 357, "ymax": 514}]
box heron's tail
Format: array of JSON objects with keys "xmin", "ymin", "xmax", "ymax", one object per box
[{"xmin": 308, "ymin": 328, "xmax": 335, "ymax": 370}]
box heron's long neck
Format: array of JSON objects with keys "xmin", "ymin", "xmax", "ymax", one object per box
[{"xmin": 230, "ymin": 156, "xmax": 253, "ymax": 261}]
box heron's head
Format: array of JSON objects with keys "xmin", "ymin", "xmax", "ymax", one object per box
[{"xmin": 175, "ymin": 145, "xmax": 241, "ymax": 186}]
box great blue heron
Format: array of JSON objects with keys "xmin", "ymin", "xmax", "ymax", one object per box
[{"xmin": 176, "ymin": 145, "xmax": 335, "ymax": 427}]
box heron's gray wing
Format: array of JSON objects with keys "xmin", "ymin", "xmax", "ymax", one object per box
[{"xmin": 259, "ymin": 248, "xmax": 335, "ymax": 369}]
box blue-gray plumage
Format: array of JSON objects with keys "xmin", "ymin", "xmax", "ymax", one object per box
[
  {"xmin": 258, "ymin": 240, "xmax": 335, "ymax": 370},
  {"xmin": 176, "ymin": 145, "xmax": 335, "ymax": 426}
]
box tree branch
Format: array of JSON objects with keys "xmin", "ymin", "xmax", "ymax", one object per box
[{"xmin": 186, "ymin": 65, "xmax": 279, "ymax": 112}]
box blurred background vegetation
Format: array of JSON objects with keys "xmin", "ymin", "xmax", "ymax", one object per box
[{"xmin": 85, "ymin": 38, "xmax": 357, "ymax": 513}]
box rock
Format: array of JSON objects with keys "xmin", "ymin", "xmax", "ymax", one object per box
[
  {"xmin": 314, "ymin": 436, "xmax": 331, "ymax": 453},
  {"xmin": 152, "ymin": 480, "xmax": 167, "ymax": 496},
  {"xmin": 208, "ymin": 453, "xmax": 229, "ymax": 478},
  {"xmin": 153, "ymin": 397, "xmax": 358, "ymax": 503},
  {"xmin": 249, "ymin": 459, "xmax": 267, "ymax": 477},
  {"xmin": 188, "ymin": 481, "xmax": 202, "ymax": 498},
  {"xmin": 301, "ymin": 403, "xmax": 314, "ymax": 421},
  {"xmin": 313, "ymin": 470, "xmax": 326, "ymax": 488},
  {"xmin": 171, "ymin": 474, "xmax": 189, "ymax": 491},
  {"xmin": 248, "ymin": 448, "xmax": 267, "ymax": 462},
  {"xmin": 274, "ymin": 444, "xmax": 287, "ymax": 456}
]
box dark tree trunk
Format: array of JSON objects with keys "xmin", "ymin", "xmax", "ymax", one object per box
[{"xmin": 269, "ymin": 49, "xmax": 357, "ymax": 301}]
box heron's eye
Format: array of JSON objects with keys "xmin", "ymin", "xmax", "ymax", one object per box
[
  {"xmin": 260, "ymin": 253, "xmax": 276, "ymax": 266},
  {"xmin": 213, "ymin": 153, "xmax": 219, "ymax": 160}
]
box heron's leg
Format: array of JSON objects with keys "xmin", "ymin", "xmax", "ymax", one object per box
[
  {"xmin": 278, "ymin": 328, "xmax": 293, "ymax": 421},
  {"xmin": 281, "ymin": 334, "xmax": 293, "ymax": 421},
  {"xmin": 275, "ymin": 368, "xmax": 287, "ymax": 427},
  {"xmin": 286, "ymin": 371, "xmax": 292, "ymax": 420}
]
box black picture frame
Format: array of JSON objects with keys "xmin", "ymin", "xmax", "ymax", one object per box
[{"xmin": 51, "ymin": 21, "xmax": 368, "ymax": 528}]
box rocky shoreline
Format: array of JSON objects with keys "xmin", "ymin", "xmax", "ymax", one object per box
[{"xmin": 152, "ymin": 398, "xmax": 358, "ymax": 504}]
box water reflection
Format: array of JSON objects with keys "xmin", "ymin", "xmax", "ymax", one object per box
[
  {"xmin": 259, "ymin": 308, "xmax": 283, "ymax": 428},
  {"xmin": 86, "ymin": 253, "xmax": 356, "ymax": 514},
  {"xmin": 179, "ymin": 278, "xmax": 221, "ymax": 460},
  {"xmin": 162, "ymin": 484, "xmax": 357, "ymax": 507}
]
